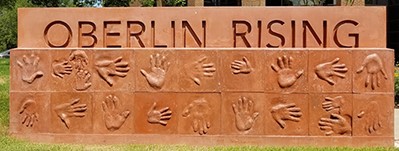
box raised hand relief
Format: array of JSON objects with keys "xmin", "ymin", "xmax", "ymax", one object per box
[
  {"xmin": 68, "ymin": 50, "xmax": 89, "ymax": 70},
  {"xmin": 185, "ymin": 56, "xmax": 216, "ymax": 86},
  {"xmin": 356, "ymin": 53, "xmax": 388, "ymax": 90},
  {"xmin": 322, "ymin": 96, "xmax": 344, "ymax": 114},
  {"xmin": 271, "ymin": 103, "xmax": 302, "ymax": 129},
  {"xmin": 147, "ymin": 102, "xmax": 172, "ymax": 125},
  {"xmin": 357, "ymin": 101, "xmax": 382, "ymax": 135},
  {"xmin": 182, "ymin": 98, "xmax": 211, "ymax": 135},
  {"xmin": 54, "ymin": 98, "xmax": 87, "ymax": 129},
  {"xmin": 96, "ymin": 56, "xmax": 130, "ymax": 86},
  {"xmin": 140, "ymin": 53, "xmax": 170, "ymax": 89},
  {"xmin": 102, "ymin": 95, "xmax": 130, "ymax": 131},
  {"xmin": 19, "ymin": 98, "xmax": 39, "ymax": 127},
  {"xmin": 232, "ymin": 96, "xmax": 259, "ymax": 132},
  {"xmin": 75, "ymin": 69, "xmax": 92, "ymax": 91},
  {"xmin": 52, "ymin": 59, "xmax": 72, "ymax": 78},
  {"xmin": 319, "ymin": 113, "xmax": 352, "ymax": 136},
  {"xmin": 271, "ymin": 55, "xmax": 303, "ymax": 88},
  {"xmin": 315, "ymin": 58, "xmax": 348, "ymax": 85},
  {"xmin": 231, "ymin": 56, "xmax": 253, "ymax": 74},
  {"xmin": 67, "ymin": 50, "xmax": 92, "ymax": 91},
  {"xmin": 17, "ymin": 54, "xmax": 44, "ymax": 84}
]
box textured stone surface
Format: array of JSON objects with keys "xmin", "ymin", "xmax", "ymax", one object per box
[
  {"xmin": 9, "ymin": 48, "xmax": 394, "ymax": 146},
  {"xmin": 18, "ymin": 7, "xmax": 386, "ymax": 48},
  {"xmin": 10, "ymin": 7, "xmax": 393, "ymax": 147}
]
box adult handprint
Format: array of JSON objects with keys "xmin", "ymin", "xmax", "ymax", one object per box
[
  {"xmin": 52, "ymin": 59, "xmax": 72, "ymax": 78},
  {"xmin": 75, "ymin": 69, "xmax": 91, "ymax": 91},
  {"xmin": 271, "ymin": 103, "xmax": 302, "ymax": 129},
  {"xmin": 147, "ymin": 102, "xmax": 172, "ymax": 125},
  {"xmin": 231, "ymin": 56, "xmax": 253, "ymax": 74},
  {"xmin": 315, "ymin": 58, "xmax": 348, "ymax": 85},
  {"xmin": 356, "ymin": 53, "xmax": 388, "ymax": 90},
  {"xmin": 357, "ymin": 101, "xmax": 382, "ymax": 134},
  {"xmin": 96, "ymin": 56, "xmax": 130, "ymax": 86},
  {"xmin": 19, "ymin": 99, "xmax": 39, "ymax": 127},
  {"xmin": 17, "ymin": 54, "xmax": 44, "ymax": 84},
  {"xmin": 322, "ymin": 96, "xmax": 344, "ymax": 114},
  {"xmin": 54, "ymin": 98, "xmax": 87, "ymax": 129},
  {"xmin": 68, "ymin": 50, "xmax": 89, "ymax": 70},
  {"xmin": 182, "ymin": 98, "xmax": 211, "ymax": 135},
  {"xmin": 140, "ymin": 53, "xmax": 170, "ymax": 89},
  {"xmin": 319, "ymin": 114, "xmax": 351, "ymax": 136},
  {"xmin": 271, "ymin": 55, "xmax": 303, "ymax": 88},
  {"xmin": 232, "ymin": 96, "xmax": 259, "ymax": 132},
  {"xmin": 102, "ymin": 95, "xmax": 130, "ymax": 131},
  {"xmin": 185, "ymin": 56, "xmax": 216, "ymax": 86}
]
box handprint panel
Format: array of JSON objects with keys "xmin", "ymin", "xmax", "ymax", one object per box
[
  {"xmin": 92, "ymin": 92, "xmax": 134, "ymax": 134},
  {"xmin": 135, "ymin": 50, "xmax": 178, "ymax": 92},
  {"xmin": 178, "ymin": 93, "xmax": 221, "ymax": 135},
  {"xmin": 309, "ymin": 50, "xmax": 353, "ymax": 92},
  {"xmin": 221, "ymin": 93, "xmax": 265, "ymax": 135},
  {"xmin": 178, "ymin": 51, "xmax": 219, "ymax": 92},
  {"xmin": 353, "ymin": 94, "xmax": 393, "ymax": 136},
  {"xmin": 50, "ymin": 93, "xmax": 92, "ymax": 133},
  {"xmin": 9, "ymin": 92, "xmax": 50, "ymax": 133},
  {"xmin": 93, "ymin": 51, "xmax": 135, "ymax": 91},
  {"xmin": 11, "ymin": 51, "xmax": 50, "ymax": 91},
  {"xmin": 133, "ymin": 93, "xmax": 178, "ymax": 134},
  {"xmin": 353, "ymin": 51, "xmax": 393, "ymax": 93},
  {"xmin": 309, "ymin": 94, "xmax": 353, "ymax": 136},
  {"xmin": 50, "ymin": 50, "xmax": 93, "ymax": 92},
  {"xmin": 264, "ymin": 94, "xmax": 308, "ymax": 135},
  {"xmin": 265, "ymin": 51, "xmax": 307, "ymax": 93},
  {"xmin": 220, "ymin": 51, "xmax": 265, "ymax": 92}
]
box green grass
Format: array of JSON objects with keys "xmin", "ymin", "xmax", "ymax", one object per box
[{"xmin": 0, "ymin": 58, "xmax": 397, "ymax": 150}]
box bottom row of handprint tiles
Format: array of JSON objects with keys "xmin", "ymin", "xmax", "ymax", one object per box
[{"xmin": 10, "ymin": 92, "xmax": 393, "ymax": 136}]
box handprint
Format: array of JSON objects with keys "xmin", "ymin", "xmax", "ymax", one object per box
[
  {"xmin": 357, "ymin": 101, "xmax": 382, "ymax": 134},
  {"xmin": 68, "ymin": 50, "xmax": 89, "ymax": 70},
  {"xmin": 231, "ymin": 57, "xmax": 253, "ymax": 74},
  {"xmin": 356, "ymin": 53, "xmax": 388, "ymax": 90},
  {"xmin": 96, "ymin": 56, "xmax": 130, "ymax": 86},
  {"xmin": 17, "ymin": 54, "xmax": 44, "ymax": 84},
  {"xmin": 322, "ymin": 96, "xmax": 344, "ymax": 114},
  {"xmin": 54, "ymin": 98, "xmax": 87, "ymax": 129},
  {"xmin": 271, "ymin": 55, "xmax": 304, "ymax": 88},
  {"xmin": 185, "ymin": 56, "xmax": 216, "ymax": 86},
  {"xmin": 232, "ymin": 96, "xmax": 259, "ymax": 132},
  {"xmin": 147, "ymin": 102, "xmax": 172, "ymax": 125},
  {"xmin": 52, "ymin": 59, "xmax": 72, "ymax": 78},
  {"xmin": 75, "ymin": 69, "xmax": 91, "ymax": 91},
  {"xmin": 315, "ymin": 58, "xmax": 348, "ymax": 85},
  {"xmin": 19, "ymin": 98, "xmax": 39, "ymax": 127},
  {"xmin": 140, "ymin": 53, "xmax": 170, "ymax": 89},
  {"xmin": 319, "ymin": 113, "xmax": 352, "ymax": 136},
  {"xmin": 102, "ymin": 95, "xmax": 130, "ymax": 131},
  {"xmin": 182, "ymin": 98, "xmax": 211, "ymax": 135},
  {"xmin": 271, "ymin": 103, "xmax": 302, "ymax": 129}
]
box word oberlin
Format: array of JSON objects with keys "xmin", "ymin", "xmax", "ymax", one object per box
[{"xmin": 44, "ymin": 19, "xmax": 359, "ymax": 48}]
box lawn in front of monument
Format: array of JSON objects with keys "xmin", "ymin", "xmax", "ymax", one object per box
[{"xmin": 0, "ymin": 58, "xmax": 395, "ymax": 151}]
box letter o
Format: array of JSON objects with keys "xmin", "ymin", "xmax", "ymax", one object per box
[{"xmin": 44, "ymin": 21, "xmax": 72, "ymax": 48}]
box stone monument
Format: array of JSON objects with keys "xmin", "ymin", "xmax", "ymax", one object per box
[{"xmin": 10, "ymin": 7, "xmax": 393, "ymax": 146}]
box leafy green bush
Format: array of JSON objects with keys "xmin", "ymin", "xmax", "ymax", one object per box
[
  {"xmin": 139, "ymin": 0, "xmax": 155, "ymax": 7},
  {"xmin": 289, "ymin": 0, "xmax": 325, "ymax": 6},
  {"xmin": 164, "ymin": 0, "xmax": 185, "ymax": 6}
]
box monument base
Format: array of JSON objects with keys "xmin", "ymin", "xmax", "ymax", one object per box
[{"xmin": 10, "ymin": 133, "xmax": 393, "ymax": 147}]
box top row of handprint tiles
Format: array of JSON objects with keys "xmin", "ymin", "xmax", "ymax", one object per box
[{"xmin": 10, "ymin": 48, "xmax": 394, "ymax": 93}]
